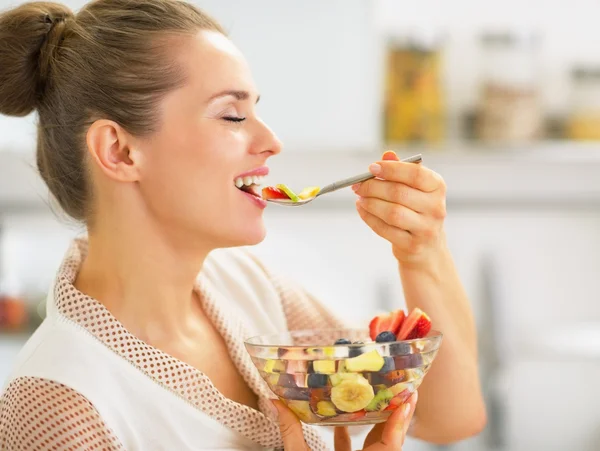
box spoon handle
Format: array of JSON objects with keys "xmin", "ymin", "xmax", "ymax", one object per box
[{"xmin": 317, "ymin": 153, "xmax": 423, "ymax": 197}]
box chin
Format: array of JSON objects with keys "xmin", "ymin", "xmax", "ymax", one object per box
[{"xmin": 220, "ymin": 223, "xmax": 267, "ymax": 248}]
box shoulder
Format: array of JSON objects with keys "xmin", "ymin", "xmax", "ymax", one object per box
[{"xmin": 0, "ymin": 376, "xmax": 123, "ymax": 450}]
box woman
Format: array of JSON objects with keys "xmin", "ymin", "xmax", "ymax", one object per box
[{"xmin": 0, "ymin": 0, "xmax": 486, "ymax": 449}]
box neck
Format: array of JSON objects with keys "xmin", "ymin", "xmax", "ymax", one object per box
[{"xmin": 75, "ymin": 208, "xmax": 213, "ymax": 342}]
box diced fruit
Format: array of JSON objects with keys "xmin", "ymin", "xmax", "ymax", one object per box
[
  {"xmin": 376, "ymin": 331, "xmax": 397, "ymax": 343},
  {"xmin": 345, "ymin": 350, "xmax": 385, "ymax": 372},
  {"xmin": 330, "ymin": 375, "xmax": 374, "ymax": 413},
  {"xmin": 330, "ymin": 372, "xmax": 361, "ymax": 387},
  {"xmin": 265, "ymin": 373, "xmax": 280, "ymax": 387},
  {"xmin": 369, "ymin": 309, "xmax": 406, "ymax": 341},
  {"xmin": 264, "ymin": 359, "xmax": 286, "ymax": 373},
  {"xmin": 365, "ymin": 388, "xmax": 394, "ymax": 412},
  {"xmin": 397, "ymin": 308, "xmax": 432, "ymax": 340},
  {"xmin": 307, "ymin": 373, "xmax": 329, "ymax": 388},
  {"xmin": 348, "ymin": 343, "xmax": 365, "ymax": 358},
  {"xmin": 261, "ymin": 186, "xmax": 289, "ymax": 200},
  {"xmin": 287, "ymin": 400, "xmax": 317, "ymax": 423},
  {"xmin": 334, "ymin": 338, "xmax": 352, "ymax": 345},
  {"xmin": 293, "ymin": 373, "xmax": 307, "ymax": 387},
  {"xmin": 384, "ymin": 370, "xmax": 408, "ymax": 385},
  {"xmin": 404, "ymin": 368, "xmax": 425, "ymax": 381},
  {"xmin": 389, "ymin": 342, "xmax": 411, "ymax": 355},
  {"xmin": 380, "ymin": 356, "xmax": 395, "ymax": 373},
  {"xmin": 298, "ymin": 186, "xmax": 320, "ymax": 200},
  {"xmin": 315, "ymin": 400, "xmax": 337, "ymax": 417},
  {"xmin": 287, "ymin": 360, "xmax": 308, "ymax": 374},
  {"xmin": 277, "ymin": 373, "xmax": 298, "ymax": 388},
  {"xmin": 276, "ymin": 184, "xmax": 300, "ymax": 202},
  {"xmin": 389, "ymin": 382, "xmax": 412, "ymax": 396},
  {"xmin": 393, "ymin": 354, "xmax": 423, "ymax": 370},
  {"xmin": 313, "ymin": 360, "xmax": 336, "ymax": 374},
  {"xmin": 283, "ymin": 387, "xmax": 311, "ymax": 401}
]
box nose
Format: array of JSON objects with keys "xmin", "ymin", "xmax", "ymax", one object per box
[{"xmin": 251, "ymin": 118, "xmax": 282, "ymax": 157}]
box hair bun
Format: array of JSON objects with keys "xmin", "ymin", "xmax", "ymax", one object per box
[{"xmin": 0, "ymin": 2, "xmax": 74, "ymax": 117}]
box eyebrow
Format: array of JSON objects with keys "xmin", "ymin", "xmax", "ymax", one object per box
[{"xmin": 208, "ymin": 90, "xmax": 260, "ymax": 104}]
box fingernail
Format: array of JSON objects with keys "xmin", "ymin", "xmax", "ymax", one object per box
[
  {"xmin": 356, "ymin": 196, "xmax": 365, "ymax": 205},
  {"xmin": 403, "ymin": 403, "xmax": 411, "ymax": 419},
  {"xmin": 351, "ymin": 183, "xmax": 360, "ymax": 192},
  {"xmin": 369, "ymin": 163, "xmax": 381, "ymax": 175},
  {"xmin": 269, "ymin": 400, "xmax": 280, "ymax": 419}
]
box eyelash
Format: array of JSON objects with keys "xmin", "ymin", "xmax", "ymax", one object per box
[{"xmin": 223, "ymin": 116, "xmax": 246, "ymax": 123}]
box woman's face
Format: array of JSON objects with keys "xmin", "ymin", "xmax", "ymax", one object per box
[{"xmin": 134, "ymin": 30, "xmax": 281, "ymax": 249}]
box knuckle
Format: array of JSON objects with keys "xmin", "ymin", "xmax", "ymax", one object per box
[
  {"xmin": 387, "ymin": 206, "xmax": 405, "ymax": 226},
  {"xmin": 391, "ymin": 183, "xmax": 408, "ymax": 202},
  {"xmin": 372, "ymin": 218, "xmax": 389, "ymax": 237},
  {"xmin": 411, "ymin": 165, "xmax": 423, "ymax": 187},
  {"xmin": 433, "ymin": 200, "xmax": 447, "ymax": 219}
]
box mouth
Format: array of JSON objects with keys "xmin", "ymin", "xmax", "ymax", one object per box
[{"xmin": 234, "ymin": 174, "xmax": 265, "ymax": 198}]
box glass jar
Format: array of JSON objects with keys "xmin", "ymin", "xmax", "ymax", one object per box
[
  {"xmin": 566, "ymin": 66, "xmax": 600, "ymax": 141},
  {"xmin": 476, "ymin": 32, "xmax": 543, "ymax": 144},
  {"xmin": 383, "ymin": 32, "xmax": 446, "ymax": 145}
]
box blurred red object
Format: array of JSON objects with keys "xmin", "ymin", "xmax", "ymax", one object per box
[{"xmin": 0, "ymin": 295, "xmax": 28, "ymax": 331}]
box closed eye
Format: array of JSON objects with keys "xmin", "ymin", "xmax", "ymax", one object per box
[{"xmin": 223, "ymin": 116, "xmax": 246, "ymax": 123}]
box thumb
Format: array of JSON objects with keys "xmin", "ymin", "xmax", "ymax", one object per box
[
  {"xmin": 382, "ymin": 150, "xmax": 400, "ymax": 161},
  {"xmin": 272, "ymin": 400, "xmax": 309, "ymax": 451}
]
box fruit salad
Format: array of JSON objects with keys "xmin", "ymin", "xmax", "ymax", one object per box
[
  {"xmin": 262, "ymin": 184, "xmax": 320, "ymax": 202},
  {"xmin": 249, "ymin": 307, "xmax": 439, "ymax": 426}
]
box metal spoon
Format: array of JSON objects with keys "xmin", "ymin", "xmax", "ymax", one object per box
[{"xmin": 266, "ymin": 153, "xmax": 423, "ymax": 206}]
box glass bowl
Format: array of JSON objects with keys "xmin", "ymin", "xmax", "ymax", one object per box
[{"xmin": 245, "ymin": 328, "xmax": 442, "ymax": 426}]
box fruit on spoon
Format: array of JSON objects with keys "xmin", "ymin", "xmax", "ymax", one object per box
[
  {"xmin": 276, "ymin": 184, "xmax": 300, "ymax": 202},
  {"xmin": 298, "ymin": 186, "xmax": 320, "ymax": 200},
  {"xmin": 261, "ymin": 186, "xmax": 289, "ymax": 200}
]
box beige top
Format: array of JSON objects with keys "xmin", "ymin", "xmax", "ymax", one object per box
[{"xmin": 0, "ymin": 238, "xmax": 347, "ymax": 450}]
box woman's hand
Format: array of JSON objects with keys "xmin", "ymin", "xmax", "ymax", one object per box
[
  {"xmin": 353, "ymin": 151, "xmax": 447, "ymax": 265},
  {"xmin": 273, "ymin": 391, "xmax": 418, "ymax": 450}
]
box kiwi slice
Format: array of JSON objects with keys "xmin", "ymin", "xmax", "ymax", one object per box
[
  {"xmin": 365, "ymin": 388, "xmax": 394, "ymax": 412},
  {"xmin": 276, "ymin": 184, "xmax": 300, "ymax": 202}
]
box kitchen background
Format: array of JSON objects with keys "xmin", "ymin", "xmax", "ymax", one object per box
[{"xmin": 1, "ymin": 0, "xmax": 600, "ymax": 449}]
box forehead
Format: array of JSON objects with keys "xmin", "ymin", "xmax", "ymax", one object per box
[{"xmin": 179, "ymin": 30, "xmax": 256, "ymax": 96}]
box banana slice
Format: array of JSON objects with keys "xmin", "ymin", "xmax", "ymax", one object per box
[{"xmin": 330, "ymin": 374, "xmax": 374, "ymax": 412}]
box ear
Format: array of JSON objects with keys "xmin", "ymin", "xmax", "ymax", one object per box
[{"xmin": 86, "ymin": 119, "xmax": 142, "ymax": 183}]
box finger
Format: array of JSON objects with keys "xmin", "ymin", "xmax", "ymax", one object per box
[
  {"xmin": 272, "ymin": 400, "xmax": 309, "ymax": 451},
  {"xmin": 353, "ymin": 180, "xmax": 434, "ymax": 214},
  {"xmin": 382, "ymin": 150, "xmax": 400, "ymax": 161},
  {"xmin": 356, "ymin": 202, "xmax": 413, "ymax": 244},
  {"xmin": 402, "ymin": 391, "xmax": 418, "ymax": 444},
  {"xmin": 378, "ymin": 392, "xmax": 418, "ymax": 449},
  {"xmin": 364, "ymin": 403, "xmax": 408, "ymax": 449},
  {"xmin": 363, "ymin": 422, "xmax": 386, "ymax": 448},
  {"xmin": 334, "ymin": 427, "xmax": 352, "ymax": 451},
  {"xmin": 368, "ymin": 160, "xmax": 442, "ymax": 193},
  {"xmin": 357, "ymin": 197, "xmax": 428, "ymax": 235}
]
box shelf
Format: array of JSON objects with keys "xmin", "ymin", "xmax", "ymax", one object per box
[{"xmin": 3, "ymin": 141, "xmax": 600, "ymax": 214}]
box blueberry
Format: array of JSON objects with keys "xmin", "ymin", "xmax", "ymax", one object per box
[
  {"xmin": 379, "ymin": 356, "xmax": 395, "ymax": 373},
  {"xmin": 349, "ymin": 343, "xmax": 364, "ymax": 358},
  {"xmin": 389, "ymin": 342, "xmax": 411, "ymax": 355},
  {"xmin": 334, "ymin": 338, "xmax": 352, "ymax": 345},
  {"xmin": 307, "ymin": 373, "xmax": 328, "ymax": 388},
  {"xmin": 376, "ymin": 331, "xmax": 397, "ymax": 343}
]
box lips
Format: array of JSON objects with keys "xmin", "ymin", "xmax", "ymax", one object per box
[{"xmin": 234, "ymin": 167, "xmax": 268, "ymax": 198}]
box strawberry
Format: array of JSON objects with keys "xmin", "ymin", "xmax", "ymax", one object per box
[
  {"xmin": 261, "ymin": 186, "xmax": 290, "ymax": 200},
  {"xmin": 369, "ymin": 309, "xmax": 406, "ymax": 341},
  {"xmin": 396, "ymin": 308, "xmax": 431, "ymax": 341}
]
